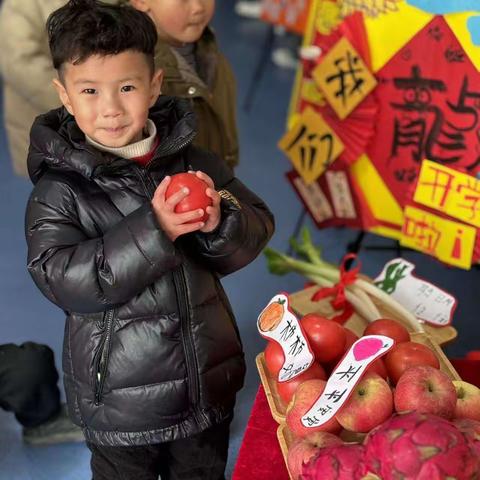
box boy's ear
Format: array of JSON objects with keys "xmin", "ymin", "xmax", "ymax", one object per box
[
  {"xmin": 52, "ymin": 78, "xmax": 74, "ymax": 116},
  {"xmin": 129, "ymin": 0, "xmax": 150, "ymax": 12},
  {"xmin": 149, "ymin": 69, "xmax": 163, "ymax": 107}
]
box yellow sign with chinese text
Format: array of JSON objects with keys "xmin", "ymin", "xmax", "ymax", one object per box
[
  {"xmin": 278, "ymin": 107, "xmax": 344, "ymax": 184},
  {"xmin": 401, "ymin": 206, "xmax": 476, "ymax": 269},
  {"xmin": 312, "ymin": 36, "xmax": 377, "ymax": 120},
  {"xmin": 414, "ymin": 160, "xmax": 480, "ymax": 228}
]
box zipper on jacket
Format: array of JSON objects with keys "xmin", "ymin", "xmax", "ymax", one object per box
[
  {"xmin": 135, "ymin": 163, "xmax": 206, "ymax": 426},
  {"xmin": 172, "ymin": 267, "xmax": 206, "ymax": 425},
  {"xmin": 93, "ymin": 309, "xmax": 115, "ymax": 405}
]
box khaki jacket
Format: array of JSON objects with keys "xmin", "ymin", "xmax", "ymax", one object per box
[
  {"xmin": 0, "ymin": 0, "xmax": 65, "ymax": 177},
  {"xmin": 0, "ymin": 0, "xmax": 118, "ymax": 177},
  {"xmin": 155, "ymin": 28, "xmax": 239, "ymax": 169}
]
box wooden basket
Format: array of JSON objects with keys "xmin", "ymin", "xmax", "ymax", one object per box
[{"xmin": 257, "ymin": 287, "xmax": 461, "ymax": 479}]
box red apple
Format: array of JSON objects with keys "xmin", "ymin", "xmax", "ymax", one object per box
[
  {"xmin": 394, "ymin": 365, "xmax": 456, "ymax": 419},
  {"xmin": 286, "ymin": 379, "xmax": 342, "ymax": 437},
  {"xmin": 336, "ymin": 372, "xmax": 393, "ymax": 433},
  {"xmin": 277, "ymin": 362, "xmax": 327, "ymax": 404},
  {"xmin": 287, "ymin": 431, "xmax": 342, "ymax": 480},
  {"xmin": 453, "ymin": 380, "xmax": 480, "ymax": 421}
]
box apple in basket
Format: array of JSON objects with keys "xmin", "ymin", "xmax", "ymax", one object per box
[
  {"xmin": 394, "ymin": 365, "xmax": 457, "ymax": 419},
  {"xmin": 276, "ymin": 362, "xmax": 327, "ymax": 404},
  {"xmin": 287, "ymin": 431, "xmax": 343, "ymax": 480},
  {"xmin": 286, "ymin": 379, "xmax": 341, "ymax": 438},
  {"xmin": 336, "ymin": 372, "xmax": 393, "ymax": 433},
  {"xmin": 452, "ymin": 380, "xmax": 480, "ymax": 421}
]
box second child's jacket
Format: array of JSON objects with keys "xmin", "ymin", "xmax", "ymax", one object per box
[
  {"xmin": 25, "ymin": 96, "xmax": 274, "ymax": 446},
  {"xmin": 156, "ymin": 27, "xmax": 239, "ymax": 169}
]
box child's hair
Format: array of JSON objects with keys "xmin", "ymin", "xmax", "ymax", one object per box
[{"xmin": 47, "ymin": 0, "xmax": 157, "ymax": 77}]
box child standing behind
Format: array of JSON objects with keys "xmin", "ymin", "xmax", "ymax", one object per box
[
  {"xmin": 130, "ymin": 0, "xmax": 239, "ymax": 169},
  {"xmin": 25, "ymin": 1, "xmax": 273, "ymax": 478}
]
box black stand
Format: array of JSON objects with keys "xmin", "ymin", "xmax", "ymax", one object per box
[
  {"xmin": 347, "ymin": 230, "xmax": 405, "ymax": 257},
  {"xmin": 287, "ymin": 208, "xmax": 308, "ymax": 255},
  {"xmin": 243, "ymin": 25, "xmax": 276, "ymax": 112}
]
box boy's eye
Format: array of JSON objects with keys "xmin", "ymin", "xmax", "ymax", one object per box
[
  {"xmin": 121, "ymin": 85, "xmax": 135, "ymax": 92},
  {"xmin": 81, "ymin": 88, "xmax": 96, "ymax": 95}
]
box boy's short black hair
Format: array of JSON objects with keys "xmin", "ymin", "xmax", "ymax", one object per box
[{"xmin": 47, "ymin": 0, "xmax": 157, "ymax": 77}]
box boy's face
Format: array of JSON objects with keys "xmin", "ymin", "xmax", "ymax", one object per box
[
  {"xmin": 53, "ymin": 50, "xmax": 162, "ymax": 148},
  {"xmin": 131, "ymin": 0, "xmax": 215, "ymax": 46}
]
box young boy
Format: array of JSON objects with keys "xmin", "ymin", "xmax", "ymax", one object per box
[
  {"xmin": 25, "ymin": 1, "xmax": 274, "ymax": 478},
  {"xmin": 129, "ymin": 0, "xmax": 240, "ymax": 169}
]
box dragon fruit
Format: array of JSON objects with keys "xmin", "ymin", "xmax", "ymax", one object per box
[
  {"xmin": 453, "ymin": 418, "xmax": 480, "ymax": 455},
  {"xmin": 301, "ymin": 443, "xmax": 365, "ymax": 480},
  {"xmin": 360, "ymin": 411, "xmax": 480, "ymax": 480}
]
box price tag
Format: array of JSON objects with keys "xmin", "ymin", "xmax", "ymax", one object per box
[
  {"xmin": 257, "ymin": 293, "xmax": 314, "ymax": 382},
  {"xmin": 301, "ymin": 335, "xmax": 394, "ymax": 427},
  {"xmin": 374, "ymin": 258, "xmax": 457, "ymax": 326}
]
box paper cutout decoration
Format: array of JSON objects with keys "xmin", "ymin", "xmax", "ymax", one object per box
[
  {"xmin": 401, "ymin": 206, "xmax": 476, "ymax": 269},
  {"xmin": 374, "ymin": 258, "xmax": 457, "ymax": 326},
  {"xmin": 260, "ymin": 0, "xmax": 312, "ymax": 34},
  {"xmin": 278, "ymin": 107, "xmax": 344, "ymax": 184},
  {"xmin": 301, "ymin": 335, "xmax": 394, "ymax": 427},
  {"xmin": 414, "ymin": 160, "xmax": 480, "ymax": 228},
  {"xmin": 367, "ymin": 16, "xmax": 480, "ymax": 210},
  {"xmin": 257, "ymin": 293, "xmax": 315, "ymax": 382},
  {"xmin": 313, "ymin": 36, "xmax": 377, "ymax": 120},
  {"xmin": 286, "ymin": 164, "xmax": 378, "ymax": 230}
]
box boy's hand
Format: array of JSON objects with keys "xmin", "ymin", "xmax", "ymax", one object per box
[
  {"xmin": 151, "ymin": 176, "xmax": 205, "ymax": 241},
  {"xmin": 191, "ymin": 171, "xmax": 221, "ymax": 233}
]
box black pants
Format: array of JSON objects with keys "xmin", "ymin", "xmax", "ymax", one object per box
[
  {"xmin": 88, "ymin": 414, "xmax": 233, "ymax": 480},
  {"xmin": 0, "ymin": 342, "xmax": 61, "ymax": 427}
]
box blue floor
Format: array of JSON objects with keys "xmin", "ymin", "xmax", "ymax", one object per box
[{"xmin": 0, "ymin": 4, "xmax": 479, "ymax": 480}]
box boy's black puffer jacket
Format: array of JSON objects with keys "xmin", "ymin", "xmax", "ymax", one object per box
[{"xmin": 25, "ymin": 96, "xmax": 274, "ymax": 446}]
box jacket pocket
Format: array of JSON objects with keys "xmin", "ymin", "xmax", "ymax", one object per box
[{"xmin": 92, "ymin": 309, "xmax": 115, "ymax": 405}]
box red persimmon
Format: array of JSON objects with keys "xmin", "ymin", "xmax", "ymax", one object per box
[
  {"xmin": 364, "ymin": 318, "xmax": 410, "ymax": 345},
  {"xmin": 384, "ymin": 341, "xmax": 439, "ymax": 384},
  {"xmin": 300, "ymin": 314, "xmax": 346, "ymax": 363},
  {"xmin": 165, "ymin": 173, "xmax": 211, "ymax": 223},
  {"xmin": 264, "ymin": 340, "xmax": 285, "ymax": 378}
]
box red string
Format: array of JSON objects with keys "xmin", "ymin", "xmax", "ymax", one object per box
[{"xmin": 310, "ymin": 254, "xmax": 360, "ymax": 324}]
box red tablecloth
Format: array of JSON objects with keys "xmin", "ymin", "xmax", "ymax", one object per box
[
  {"xmin": 232, "ymin": 386, "xmax": 289, "ymax": 480},
  {"xmin": 232, "ymin": 359, "xmax": 480, "ymax": 480}
]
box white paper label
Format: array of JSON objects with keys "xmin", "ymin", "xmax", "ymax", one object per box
[
  {"xmin": 257, "ymin": 293, "xmax": 314, "ymax": 382},
  {"xmin": 374, "ymin": 258, "xmax": 456, "ymax": 326},
  {"xmin": 293, "ymin": 176, "xmax": 334, "ymax": 223},
  {"xmin": 301, "ymin": 335, "xmax": 394, "ymax": 427},
  {"xmin": 325, "ymin": 171, "xmax": 356, "ymax": 219}
]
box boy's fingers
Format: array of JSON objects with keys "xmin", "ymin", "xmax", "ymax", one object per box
[
  {"xmin": 153, "ymin": 176, "xmax": 171, "ymax": 201},
  {"xmin": 177, "ymin": 222, "xmax": 205, "ymax": 236},
  {"xmin": 176, "ymin": 209, "xmax": 204, "ymax": 223},
  {"xmin": 196, "ymin": 171, "xmax": 214, "ymax": 188},
  {"xmin": 165, "ymin": 187, "xmax": 189, "ymax": 207}
]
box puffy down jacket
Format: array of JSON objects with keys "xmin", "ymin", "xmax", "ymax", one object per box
[{"xmin": 25, "ymin": 96, "xmax": 274, "ymax": 446}]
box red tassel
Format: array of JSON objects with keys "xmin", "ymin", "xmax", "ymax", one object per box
[{"xmin": 310, "ymin": 254, "xmax": 360, "ymax": 324}]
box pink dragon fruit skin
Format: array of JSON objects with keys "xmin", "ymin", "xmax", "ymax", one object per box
[
  {"xmin": 301, "ymin": 444, "xmax": 365, "ymax": 480},
  {"xmin": 453, "ymin": 418, "xmax": 480, "ymax": 455},
  {"xmin": 360, "ymin": 411, "xmax": 480, "ymax": 480}
]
